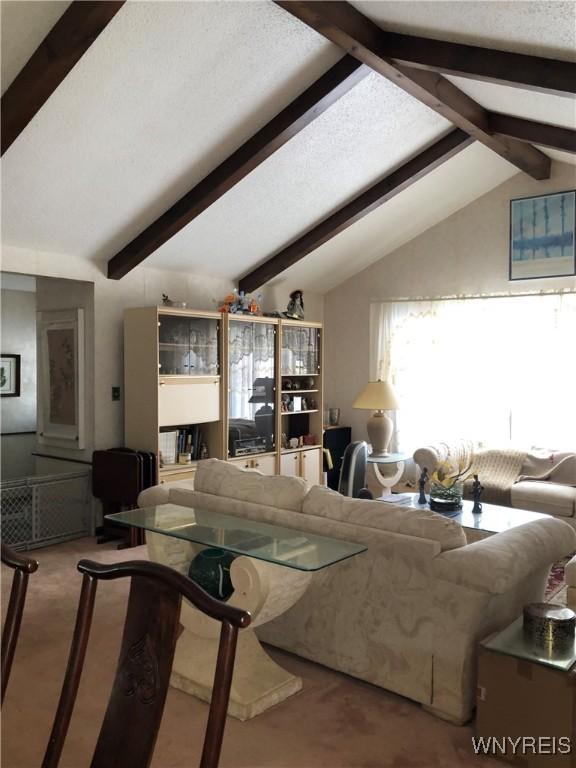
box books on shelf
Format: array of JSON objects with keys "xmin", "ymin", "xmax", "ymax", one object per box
[{"xmin": 159, "ymin": 425, "xmax": 203, "ymax": 465}]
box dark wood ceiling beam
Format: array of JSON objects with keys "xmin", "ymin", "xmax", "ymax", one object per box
[
  {"xmin": 488, "ymin": 114, "xmax": 576, "ymax": 153},
  {"xmin": 107, "ymin": 56, "xmax": 368, "ymax": 279},
  {"xmin": 239, "ymin": 129, "xmax": 473, "ymax": 292},
  {"xmin": 371, "ymin": 30, "xmax": 576, "ymax": 97},
  {"xmin": 276, "ymin": 1, "xmax": 551, "ymax": 181},
  {"xmin": 1, "ymin": 1, "xmax": 125, "ymax": 156}
]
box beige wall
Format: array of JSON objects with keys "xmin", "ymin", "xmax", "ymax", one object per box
[{"xmin": 324, "ymin": 160, "xmax": 576, "ymax": 441}]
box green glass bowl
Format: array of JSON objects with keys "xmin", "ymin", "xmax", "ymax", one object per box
[{"xmin": 188, "ymin": 547, "xmax": 236, "ymax": 601}]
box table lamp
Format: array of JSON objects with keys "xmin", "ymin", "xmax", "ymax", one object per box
[{"xmin": 352, "ymin": 380, "xmax": 399, "ymax": 457}]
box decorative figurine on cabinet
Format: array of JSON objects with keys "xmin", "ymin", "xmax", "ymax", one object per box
[
  {"xmin": 417, "ymin": 467, "xmax": 429, "ymax": 505},
  {"xmin": 218, "ymin": 293, "xmax": 236, "ymax": 313},
  {"xmin": 471, "ymin": 474, "xmax": 484, "ymax": 514},
  {"xmin": 284, "ymin": 290, "xmax": 304, "ymax": 320}
]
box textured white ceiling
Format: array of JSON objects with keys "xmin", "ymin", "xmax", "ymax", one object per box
[
  {"xmin": 0, "ymin": 0, "xmax": 71, "ymax": 94},
  {"xmin": 447, "ymin": 78, "xmax": 576, "ymax": 128},
  {"xmin": 1, "ymin": 1, "xmax": 341, "ymax": 258},
  {"xmin": 352, "ymin": 1, "xmax": 576, "ymax": 58},
  {"xmin": 266, "ymin": 143, "xmax": 518, "ymax": 293},
  {"xmin": 146, "ymin": 72, "xmax": 451, "ymax": 277},
  {"xmin": 1, "ymin": 1, "xmax": 575, "ymax": 295},
  {"xmin": 538, "ymin": 148, "xmax": 576, "ymax": 166}
]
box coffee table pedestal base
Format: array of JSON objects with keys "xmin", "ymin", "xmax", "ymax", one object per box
[
  {"xmin": 171, "ymin": 628, "xmax": 302, "ymax": 720},
  {"xmin": 146, "ymin": 531, "xmax": 312, "ymax": 719}
]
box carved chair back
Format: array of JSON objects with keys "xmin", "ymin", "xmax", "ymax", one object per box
[
  {"xmin": 1, "ymin": 544, "xmax": 39, "ymax": 703},
  {"xmin": 41, "ymin": 559, "xmax": 251, "ymax": 768}
]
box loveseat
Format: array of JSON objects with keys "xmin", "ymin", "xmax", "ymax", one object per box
[
  {"xmin": 413, "ymin": 443, "xmax": 576, "ymax": 527},
  {"xmin": 138, "ymin": 459, "xmax": 576, "ymax": 724}
]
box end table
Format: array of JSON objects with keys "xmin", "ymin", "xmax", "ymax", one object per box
[
  {"xmin": 476, "ymin": 616, "xmax": 576, "ymax": 767},
  {"xmin": 366, "ymin": 452, "xmax": 409, "ymax": 498}
]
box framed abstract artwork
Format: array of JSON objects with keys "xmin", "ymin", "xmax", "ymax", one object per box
[
  {"xmin": 510, "ymin": 190, "xmax": 576, "ymax": 280},
  {"xmin": 37, "ymin": 308, "xmax": 85, "ymax": 449},
  {"xmin": 0, "ymin": 354, "xmax": 21, "ymax": 397}
]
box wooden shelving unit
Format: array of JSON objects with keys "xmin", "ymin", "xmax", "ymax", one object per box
[{"xmin": 124, "ymin": 309, "xmax": 323, "ymax": 485}]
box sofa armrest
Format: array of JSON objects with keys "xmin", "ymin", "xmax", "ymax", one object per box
[
  {"xmin": 138, "ymin": 484, "xmax": 170, "ymax": 507},
  {"xmin": 432, "ymin": 517, "xmax": 576, "ymax": 594},
  {"xmin": 413, "ymin": 441, "xmax": 474, "ymax": 474}
]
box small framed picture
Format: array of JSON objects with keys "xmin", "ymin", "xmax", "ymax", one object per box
[
  {"xmin": 0, "ymin": 354, "xmax": 21, "ymax": 397},
  {"xmin": 510, "ymin": 190, "xmax": 576, "ymax": 280},
  {"xmin": 292, "ymin": 395, "xmax": 302, "ymax": 412}
]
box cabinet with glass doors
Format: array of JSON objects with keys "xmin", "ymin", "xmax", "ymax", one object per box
[
  {"xmin": 225, "ymin": 316, "xmax": 278, "ymax": 475},
  {"xmin": 279, "ymin": 320, "xmax": 323, "ymax": 484}
]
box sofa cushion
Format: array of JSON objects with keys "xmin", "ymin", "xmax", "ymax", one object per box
[
  {"xmin": 511, "ymin": 481, "xmax": 576, "ymax": 518},
  {"xmin": 303, "ymin": 485, "xmax": 466, "ymax": 551},
  {"xmin": 193, "ymin": 458, "xmax": 308, "ymax": 513}
]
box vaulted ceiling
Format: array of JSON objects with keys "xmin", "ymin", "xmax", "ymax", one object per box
[{"xmin": 1, "ymin": 1, "xmax": 575, "ymax": 293}]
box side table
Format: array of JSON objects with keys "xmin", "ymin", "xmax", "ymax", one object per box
[
  {"xmin": 476, "ymin": 616, "xmax": 576, "ymax": 767},
  {"xmin": 366, "ymin": 452, "xmax": 409, "ymax": 498}
]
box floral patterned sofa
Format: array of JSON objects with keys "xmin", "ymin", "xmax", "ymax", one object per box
[
  {"xmin": 413, "ymin": 443, "xmax": 576, "ymax": 528},
  {"xmin": 138, "ymin": 459, "xmax": 576, "ymax": 724}
]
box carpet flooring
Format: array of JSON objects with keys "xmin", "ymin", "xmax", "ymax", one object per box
[{"xmin": 1, "ymin": 538, "xmax": 506, "ymax": 768}]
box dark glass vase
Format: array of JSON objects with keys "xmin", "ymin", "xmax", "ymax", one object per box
[
  {"xmin": 188, "ymin": 547, "xmax": 236, "ymax": 601},
  {"xmin": 429, "ymin": 481, "xmax": 464, "ymax": 514}
]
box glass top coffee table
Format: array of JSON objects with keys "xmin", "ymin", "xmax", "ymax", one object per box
[
  {"xmin": 105, "ymin": 503, "xmax": 367, "ymax": 720},
  {"xmin": 379, "ymin": 495, "xmax": 549, "ymax": 539},
  {"xmin": 107, "ymin": 503, "xmax": 366, "ymax": 571}
]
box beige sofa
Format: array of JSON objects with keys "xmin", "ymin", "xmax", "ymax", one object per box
[
  {"xmin": 413, "ymin": 443, "xmax": 576, "ymax": 527},
  {"xmin": 138, "ymin": 459, "xmax": 576, "ymax": 724}
]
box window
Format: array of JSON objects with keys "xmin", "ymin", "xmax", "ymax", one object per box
[{"xmin": 371, "ymin": 293, "xmax": 576, "ymax": 452}]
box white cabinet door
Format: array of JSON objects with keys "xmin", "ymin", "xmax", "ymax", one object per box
[
  {"xmin": 228, "ymin": 457, "xmax": 256, "ymax": 471},
  {"xmin": 228, "ymin": 455, "xmax": 276, "ymax": 474},
  {"xmin": 280, "ymin": 452, "xmax": 300, "ymax": 478},
  {"xmin": 158, "ymin": 377, "xmax": 220, "ymax": 426},
  {"xmin": 301, "ymin": 448, "xmax": 321, "ymax": 485},
  {"xmin": 251, "ymin": 455, "xmax": 276, "ymax": 475}
]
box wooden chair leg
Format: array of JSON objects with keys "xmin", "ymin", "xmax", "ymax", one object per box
[{"xmin": 1, "ymin": 569, "xmax": 30, "ymax": 703}]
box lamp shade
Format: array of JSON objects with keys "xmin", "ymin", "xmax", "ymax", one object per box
[{"xmin": 352, "ymin": 380, "xmax": 399, "ymax": 411}]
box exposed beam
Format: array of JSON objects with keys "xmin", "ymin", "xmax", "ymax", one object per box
[
  {"xmin": 488, "ymin": 114, "xmax": 576, "ymax": 154},
  {"xmin": 107, "ymin": 56, "xmax": 369, "ymax": 279},
  {"xmin": 1, "ymin": 1, "xmax": 125, "ymax": 156},
  {"xmin": 367, "ymin": 30, "xmax": 576, "ymax": 97},
  {"xmin": 276, "ymin": 1, "xmax": 551, "ymax": 180},
  {"xmin": 239, "ymin": 129, "xmax": 473, "ymax": 292}
]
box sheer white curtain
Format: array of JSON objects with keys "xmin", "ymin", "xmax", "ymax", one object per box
[{"xmin": 371, "ymin": 293, "xmax": 576, "ymax": 452}]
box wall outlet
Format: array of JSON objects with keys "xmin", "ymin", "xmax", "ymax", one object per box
[{"xmin": 112, "ymin": 387, "xmax": 121, "ymax": 401}]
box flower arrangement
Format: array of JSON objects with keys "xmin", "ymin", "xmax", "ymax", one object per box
[
  {"xmin": 429, "ymin": 458, "xmax": 473, "ymax": 511},
  {"xmin": 430, "ymin": 459, "xmax": 473, "ymax": 490}
]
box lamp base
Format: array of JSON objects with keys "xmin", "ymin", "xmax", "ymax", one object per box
[{"xmin": 366, "ymin": 411, "xmax": 393, "ymax": 457}]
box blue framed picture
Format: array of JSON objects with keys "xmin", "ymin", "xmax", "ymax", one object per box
[{"xmin": 509, "ymin": 190, "xmax": 575, "ymax": 280}]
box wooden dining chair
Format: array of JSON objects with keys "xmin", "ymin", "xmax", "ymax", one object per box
[
  {"xmin": 42, "ymin": 559, "xmax": 251, "ymax": 768},
  {"xmin": 1, "ymin": 543, "xmax": 39, "ymax": 703}
]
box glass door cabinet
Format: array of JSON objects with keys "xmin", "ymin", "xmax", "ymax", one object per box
[
  {"xmin": 227, "ymin": 320, "xmax": 276, "ymax": 458},
  {"xmin": 281, "ymin": 325, "xmax": 320, "ymax": 376},
  {"xmin": 158, "ymin": 314, "xmax": 219, "ymax": 376}
]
